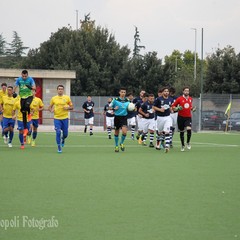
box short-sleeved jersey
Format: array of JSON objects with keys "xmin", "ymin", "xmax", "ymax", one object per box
[
  {"xmin": 140, "ymin": 101, "xmax": 155, "ymax": 119},
  {"xmin": 50, "ymin": 95, "xmax": 73, "ymax": 120},
  {"xmin": 0, "ymin": 89, "xmax": 7, "ymax": 102},
  {"xmin": 104, "ymin": 103, "xmax": 114, "ymax": 118},
  {"xmin": 82, "ymin": 101, "xmax": 94, "ymax": 119},
  {"xmin": 31, "ymin": 97, "xmax": 44, "ymax": 119},
  {"xmin": 15, "ymin": 76, "xmax": 35, "ymax": 98},
  {"xmin": 110, "ymin": 97, "xmax": 130, "ymax": 116},
  {"xmin": 133, "ymin": 96, "xmax": 142, "ymax": 104},
  {"xmin": 1, "ymin": 96, "xmax": 16, "ymax": 118},
  {"xmin": 154, "ymin": 96, "xmax": 174, "ymax": 117},
  {"xmin": 171, "ymin": 95, "xmax": 193, "ymax": 118},
  {"xmin": 13, "ymin": 100, "xmax": 32, "ymax": 121}
]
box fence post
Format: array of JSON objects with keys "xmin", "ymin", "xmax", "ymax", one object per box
[{"xmin": 198, "ymin": 93, "xmax": 202, "ymax": 132}]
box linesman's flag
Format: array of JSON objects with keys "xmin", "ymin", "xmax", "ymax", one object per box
[{"xmin": 225, "ymin": 102, "xmax": 232, "ymax": 115}]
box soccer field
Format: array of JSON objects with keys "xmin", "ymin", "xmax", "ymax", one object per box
[{"xmin": 0, "ymin": 132, "xmax": 240, "ymax": 240}]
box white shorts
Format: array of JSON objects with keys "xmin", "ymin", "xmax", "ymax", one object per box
[
  {"xmin": 85, "ymin": 117, "xmax": 94, "ymax": 125},
  {"xmin": 170, "ymin": 112, "xmax": 178, "ymax": 128},
  {"xmin": 142, "ymin": 118, "xmax": 155, "ymax": 133},
  {"xmin": 156, "ymin": 115, "xmax": 172, "ymax": 133},
  {"xmin": 106, "ymin": 116, "xmax": 114, "ymax": 128},
  {"xmin": 127, "ymin": 116, "xmax": 136, "ymax": 126},
  {"xmin": 136, "ymin": 115, "xmax": 144, "ymax": 131}
]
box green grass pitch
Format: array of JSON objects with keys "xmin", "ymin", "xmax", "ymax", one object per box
[{"xmin": 0, "ymin": 131, "xmax": 240, "ymax": 240}]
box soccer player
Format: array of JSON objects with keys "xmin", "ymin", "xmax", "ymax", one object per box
[
  {"xmin": 133, "ymin": 90, "xmax": 146, "ymax": 140},
  {"xmin": 153, "ymin": 87, "xmax": 174, "ymax": 153},
  {"xmin": 138, "ymin": 93, "xmax": 155, "ymax": 147},
  {"xmin": 109, "ymin": 87, "xmax": 130, "ymax": 152},
  {"xmin": 27, "ymin": 89, "xmax": 44, "ymax": 146},
  {"xmin": 13, "ymin": 70, "xmax": 36, "ymax": 138},
  {"xmin": 0, "ymin": 86, "xmax": 16, "ymax": 147},
  {"xmin": 127, "ymin": 93, "xmax": 136, "ymax": 140},
  {"xmin": 169, "ymin": 87, "xmax": 178, "ymax": 148},
  {"xmin": 172, "ymin": 86, "xmax": 196, "ymax": 151},
  {"xmin": 82, "ymin": 96, "xmax": 94, "ymax": 135},
  {"xmin": 48, "ymin": 85, "xmax": 74, "ymax": 153},
  {"xmin": 0, "ymin": 83, "xmax": 8, "ymax": 139},
  {"xmin": 103, "ymin": 97, "xmax": 114, "ymax": 139},
  {"xmin": 135, "ymin": 93, "xmax": 148, "ymax": 143},
  {"xmin": 12, "ymin": 98, "xmax": 32, "ymax": 149}
]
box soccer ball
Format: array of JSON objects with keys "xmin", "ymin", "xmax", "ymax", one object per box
[{"xmin": 128, "ymin": 102, "xmax": 135, "ymax": 111}]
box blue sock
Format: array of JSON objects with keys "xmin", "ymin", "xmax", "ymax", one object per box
[
  {"xmin": 114, "ymin": 135, "xmax": 119, "ymax": 146},
  {"xmin": 19, "ymin": 133, "xmax": 24, "ymax": 145},
  {"xmin": 120, "ymin": 134, "xmax": 126, "ymax": 144},
  {"xmin": 9, "ymin": 131, "xmax": 14, "ymax": 142},
  {"xmin": 33, "ymin": 131, "xmax": 37, "ymax": 140},
  {"xmin": 56, "ymin": 130, "xmax": 61, "ymax": 145}
]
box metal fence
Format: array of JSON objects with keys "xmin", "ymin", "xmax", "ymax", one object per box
[{"xmin": 69, "ymin": 94, "xmax": 240, "ymax": 132}]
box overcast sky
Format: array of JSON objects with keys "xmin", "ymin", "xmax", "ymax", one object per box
[{"xmin": 1, "ymin": 0, "xmax": 240, "ymax": 59}]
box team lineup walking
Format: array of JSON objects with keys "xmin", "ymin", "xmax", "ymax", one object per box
[{"xmin": 0, "ymin": 71, "xmax": 196, "ymax": 153}]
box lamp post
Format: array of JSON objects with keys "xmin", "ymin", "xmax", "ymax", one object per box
[
  {"xmin": 76, "ymin": 10, "xmax": 79, "ymax": 30},
  {"xmin": 191, "ymin": 28, "xmax": 197, "ymax": 81}
]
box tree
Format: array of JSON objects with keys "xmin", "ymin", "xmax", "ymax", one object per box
[
  {"xmin": 162, "ymin": 50, "xmax": 203, "ymax": 96},
  {"xmin": 6, "ymin": 31, "xmax": 28, "ymax": 57},
  {"xmin": 133, "ymin": 26, "xmax": 145, "ymax": 58},
  {"xmin": 21, "ymin": 24, "xmax": 131, "ymax": 96},
  {"xmin": 205, "ymin": 46, "xmax": 240, "ymax": 93},
  {"xmin": 0, "ymin": 33, "xmax": 6, "ymax": 56}
]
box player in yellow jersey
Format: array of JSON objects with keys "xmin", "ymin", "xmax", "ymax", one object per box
[
  {"xmin": 0, "ymin": 86, "xmax": 16, "ymax": 147},
  {"xmin": 48, "ymin": 85, "xmax": 73, "ymax": 153},
  {"xmin": 27, "ymin": 89, "xmax": 44, "ymax": 146},
  {"xmin": 12, "ymin": 98, "xmax": 32, "ymax": 149},
  {"xmin": 0, "ymin": 83, "xmax": 8, "ymax": 139}
]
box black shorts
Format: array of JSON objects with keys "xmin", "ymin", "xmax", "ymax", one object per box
[
  {"xmin": 20, "ymin": 96, "xmax": 33, "ymax": 113},
  {"xmin": 114, "ymin": 115, "xmax": 128, "ymax": 130},
  {"xmin": 177, "ymin": 115, "xmax": 192, "ymax": 131}
]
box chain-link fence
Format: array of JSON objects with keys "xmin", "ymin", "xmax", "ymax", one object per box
[{"xmin": 69, "ymin": 95, "xmax": 240, "ymax": 132}]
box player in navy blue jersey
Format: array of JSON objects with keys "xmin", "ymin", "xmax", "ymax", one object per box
[
  {"xmin": 82, "ymin": 96, "xmax": 94, "ymax": 135},
  {"xmin": 127, "ymin": 93, "xmax": 136, "ymax": 140},
  {"xmin": 153, "ymin": 87, "xmax": 174, "ymax": 153},
  {"xmin": 103, "ymin": 97, "xmax": 115, "ymax": 139},
  {"xmin": 133, "ymin": 90, "xmax": 146, "ymax": 141},
  {"xmin": 169, "ymin": 87, "xmax": 178, "ymax": 148},
  {"xmin": 138, "ymin": 93, "xmax": 155, "ymax": 147},
  {"xmin": 109, "ymin": 87, "xmax": 130, "ymax": 152},
  {"xmin": 135, "ymin": 93, "xmax": 148, "ymax": 144},
  {"xmin": 133, "ymin": 90, "xmax": 146, "ymax": 105}
]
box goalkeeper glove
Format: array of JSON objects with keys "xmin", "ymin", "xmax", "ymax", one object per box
[
  {"xmin": 13, "ymin": 92, "xmax": 17, "ymax": 98},
  {"xmin": 175, "ymin": 105, "xmax": 183, "ymax": 111},
  {"xmin": 25, "ymin": 84, "xmax": 33, "ymax": 90}
]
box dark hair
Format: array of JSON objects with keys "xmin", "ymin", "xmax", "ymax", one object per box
[
  {"xmin": 161, "ymin": 87, "xmax": 169, "ymax": 92},
  {"xmin": 22, "ymin": 69, "xmax": 28, "ymax": 75},
  {"xmin": 119, "ymin": 87, "xmax": 126, "ymax": 91},
  {"xmin": 143, "ymin": 93, "xmax": 149, "ymax": 98},
  {"xmin": 127, "ymin": 92, "xmax": 133, "ymax": 96},
  {"xmin": 87, "ymin": 95, "xmax": 92, "ymax": 98},
  {"xmin": 169, "ymin": 87, "xmax": 176, "ymax": 95},
  {"xmin": 182, "ymin": 86, "xmax": 190, "ymax": 91},
  {"xmin": 57, "ymin": 85, "xmax": 64, "ymax": 90},
  {"xmin": 148, "ymin": 93, "xmax": 154, "ymax": 97},
  {"xmin": 158, "ymin": 88, "xmax": 163, "ymax": 93},
  {"xmin": 7, "ymin": 86, "xmax": 13, "ymax": 90},
  {"xmin": 1, "ymin": 83, "xmax": 7, "ymax": 87}
]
